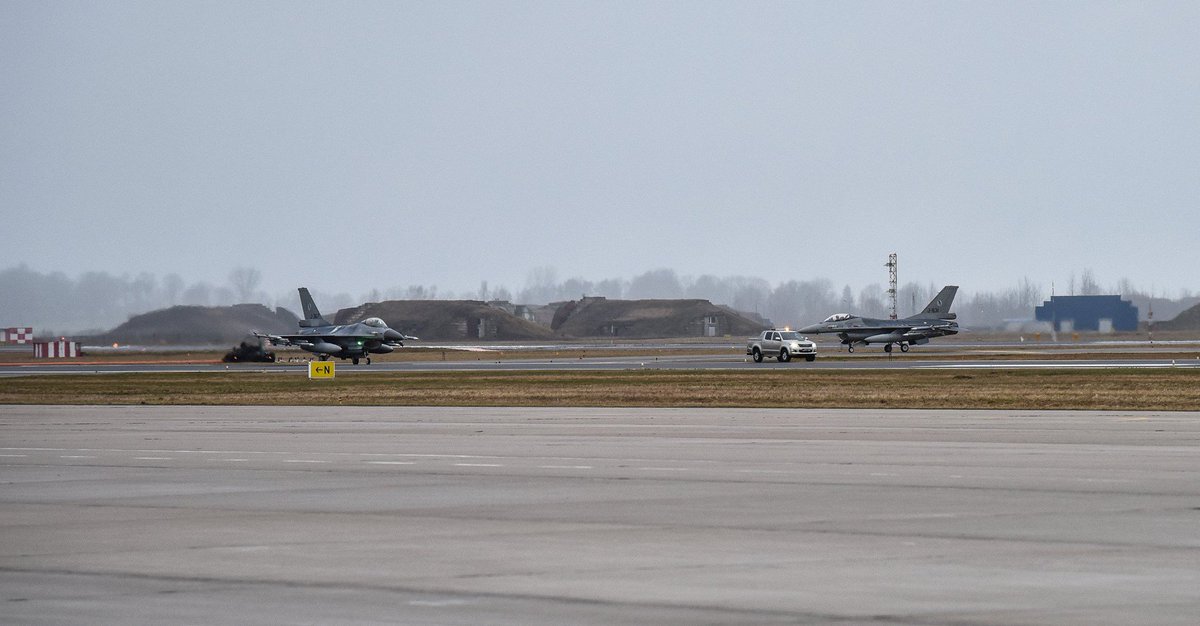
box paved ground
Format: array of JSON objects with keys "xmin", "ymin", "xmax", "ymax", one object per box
[
  {"xmin": 4, "ymin": 353, "xmax": 1200, "ymax": 376},
  {"xmin": 2, "ymin": 405, "xmax": 1198, "ymax": 624}
]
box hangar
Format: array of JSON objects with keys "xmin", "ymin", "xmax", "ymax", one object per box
[{"xmin": 1034, "ymin": 295, "xmax": 1139, "ymax": 332}]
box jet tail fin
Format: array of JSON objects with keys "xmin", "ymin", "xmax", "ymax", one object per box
[
  {"xmin": 297, "ymin": 288, "xmax": 332, "ymax": 327},
  {"xmin": 912, "ymin": 285, "xmax": 958, "ymax": 319}
]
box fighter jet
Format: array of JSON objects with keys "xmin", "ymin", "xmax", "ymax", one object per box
[
  {"xmin": 254, "ymin": 288, "xmax": 415, "ymax": 364},
  {"xmin": 797, "ymin": 286, "xmax": 960, "ymax": 353}
]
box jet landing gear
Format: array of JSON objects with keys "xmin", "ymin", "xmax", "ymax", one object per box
[
  {"xmin": 900, "ymin": 343, "xmax": 909, "ymax": 353},
  {"xmin": 883, "ymin": 343, "xmax": 910, "ymax": 354},
  {"xmin": 846, "ymin": 345, "xmax": 854, "ymax": 353},
  {"xmin": 350, "ymin": 357, "xmax": 372, "ymax": 365}
]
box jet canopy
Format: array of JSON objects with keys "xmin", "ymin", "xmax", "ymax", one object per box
[
  {"xmin": 362, "ymin": 317, "xmax": 387, "ymax": 328},
  {"xmin": 822, "ymin": 313, "xmax": 854, "ymax": 323}
]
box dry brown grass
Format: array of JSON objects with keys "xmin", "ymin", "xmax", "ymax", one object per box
[{"xmin": 2, "ymin": 369, "xmax": 1198, "ymax": 410}]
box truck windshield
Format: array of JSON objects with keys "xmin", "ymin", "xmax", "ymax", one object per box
[{"xmin": 779, "ymin": 332, "xmax": 802, "ymax": 340}]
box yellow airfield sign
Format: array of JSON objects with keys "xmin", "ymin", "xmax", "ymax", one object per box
[{"xmin": 308, "ymin": 361, "xmax": 335, "ymax": 379}]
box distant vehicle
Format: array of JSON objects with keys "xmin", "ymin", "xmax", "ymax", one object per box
[
  {"xmin": 254, "ymin": 288, "xmax": 415, "ymax": 365},
  {"xmin": 798, "ymin": 285, "xmax": 960, "ymax": 353},
  {"xmin": 746, "ymin": 330, "xmax": 817, "ymax": 363}
]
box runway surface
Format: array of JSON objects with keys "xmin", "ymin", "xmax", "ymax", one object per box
[
  {"xmin": 4, "ymin": 352, "xmax": 1200, "ymax": 376},
  {"xmin": 2, "ymin": 405, "xmax": 1198, "ymax": 624}
]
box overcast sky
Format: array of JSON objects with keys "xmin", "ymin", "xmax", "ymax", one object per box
[{"xmin": 2, "ymin": 1, "xmax": 1197, "ymax": 298}]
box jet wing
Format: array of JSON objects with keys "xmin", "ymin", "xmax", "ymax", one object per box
[
  {"xmin": 859, "ymin": 324, "xmax": 913, "ymax": 333},
  {"xmin": 253, "ymin": 331, "xmax": 301, "ymax": 346},
  {"xmin": 254, "ymin": 331, "xmax": 410, "ymax": 346},
  {"xmin": 902, "ymin": 323, "xmax": 960, "ymax": 337},
  {"xmin": 253, "ymin": 332, "xmax": 349, "ymax": 346}
]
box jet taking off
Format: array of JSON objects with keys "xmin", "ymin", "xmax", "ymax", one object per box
[
  {"xmin": 798, "ymin": 286, "xmax": 960, "ymax": 353},
  {"xmin": 255, "ymin": 288, "xmax": 414, "ymax": 364}
]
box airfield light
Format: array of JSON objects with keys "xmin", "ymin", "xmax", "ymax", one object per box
[{"xmin": 112, "ymin": 342, "xmax": 119, "ymax": 348}]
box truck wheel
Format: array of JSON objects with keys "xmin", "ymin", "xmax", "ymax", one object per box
[
  {"xmin": 752, "ymin": 348, "xmax": 763, "ymax": 363},
  {"xmin": 805, "ymin": 354, "xmax": 816, "ymax": 362},
  {"xmin": 779, "ymin": 348, "xmax": 791, "ymax": 362}
]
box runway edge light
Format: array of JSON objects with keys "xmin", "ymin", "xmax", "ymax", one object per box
[{"xmin": 309, "ymin": 361, "xmax": 335, "ymax": 380}]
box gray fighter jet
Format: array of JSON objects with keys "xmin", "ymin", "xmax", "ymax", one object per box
[
  {"xmin": 255, "ymin": 288, "xmax": 415, "ymax": 364},
  {"xmin": 797, "ymin": 286, "xmax": 960, "ymax": 353}
]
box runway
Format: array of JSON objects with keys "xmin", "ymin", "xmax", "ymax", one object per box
[
  {"xmin": 4, "ymin": 352, "xmax": 1200, "ymax": 376},
  {"xmin": 2, "ymin": 405, "xmax": 1198, "ymax": 624}
]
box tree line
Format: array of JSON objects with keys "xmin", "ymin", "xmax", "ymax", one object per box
[{"xmin": 1, "ymin": 264, "xmax": 1194, "ymax": 335}]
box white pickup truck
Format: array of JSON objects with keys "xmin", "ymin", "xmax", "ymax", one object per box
[{"xmin": 746, "ymin": 330, "xmax": 817, "ymax": 363}]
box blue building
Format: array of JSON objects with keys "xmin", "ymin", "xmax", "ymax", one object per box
[{"xmin": 1034, "ymin": 295, "xmax": 1139, "ymax": 332}]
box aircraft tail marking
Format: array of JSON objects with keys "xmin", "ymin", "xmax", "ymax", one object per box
[
  {"xmin": 297, "ymin": 288, "xmax": 332, "ymax": 327},
  {"xmin": 912, "ymin": 285, "xmax": 958, "ymax": 319}
]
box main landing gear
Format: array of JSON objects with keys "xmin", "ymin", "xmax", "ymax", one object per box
[
  {"xmin": 351, "ymin": 357, "xmax": 372, "ymax": 365},
  {"xmin": 883, "ymin": 343, "xmax": 911, "ymax": 354}
]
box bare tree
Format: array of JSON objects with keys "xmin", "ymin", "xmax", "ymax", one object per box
[
  {"xmin": 593, "ymin": 278, "xmax": 625, "ymax": 299},
  {"xmin": 1079, "ymin": 269, "xmax": 1101, "ymax": 295},
  {"xmin": 181, "ymin": 282, "xmax": 213, "ymax": 306},
  {"xmin": 163, "ymin": 273, "xmax": 184, "ymax": 306},
  {"xmin": 628, "ymin": 269, "xmax": 683, "ymax": 300},
  {"xmin": 228, "ymin": 267, "xmax": 262, "ymax": 303},
  {"xmin": 841, "ymin": 285, "xmax": 855, "ymax": 311},
  {"xmin": 519, "ymin": 266, "xmax": 561, "ymax": 304},
  {"xmin": 1017, "ymin": 277, "xmax": 1042, "ymax": 309},
  {"xmin": 857, "ymin": 284, "xmax": 886, "ymax": 317}
]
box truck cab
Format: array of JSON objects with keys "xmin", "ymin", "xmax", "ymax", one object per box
[{"xmin": 746, "ymin": 330, "xmax": 817, "ymax": 363}]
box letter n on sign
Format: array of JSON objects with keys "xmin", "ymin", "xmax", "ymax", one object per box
[{"xmin": 308, "ymin": 361, "xmax": 335, "ymax": 380}]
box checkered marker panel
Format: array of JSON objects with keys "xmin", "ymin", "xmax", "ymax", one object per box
[{"xmin": 4, "ymin": 327, "xmax": 33, "ymax": 344}]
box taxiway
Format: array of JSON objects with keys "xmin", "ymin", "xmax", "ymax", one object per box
[
  {"xmin": 2, "ymin": 405, "xmax": 1198, "ymax": 624},
  {"xmin": 3, "ymin": 353, "xmax": 1200, "ymax": 376}
]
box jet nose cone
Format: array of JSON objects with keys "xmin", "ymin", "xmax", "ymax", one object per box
[
  {"xmin": 797, "ymin": 324, "xmax": 820, "ymax": 334},
  {"xmin": 383, "ymin": 329, "xmax": 404, "ymax": 341}
]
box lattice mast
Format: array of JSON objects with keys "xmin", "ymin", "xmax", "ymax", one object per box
[{"xmin": 886, "ymin": 253, "xmax": 898, "ymax": 320}]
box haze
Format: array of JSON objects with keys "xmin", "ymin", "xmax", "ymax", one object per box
[{"xmin": 2, "ymin": 1, "xmax": 1197, "ymax": 301}]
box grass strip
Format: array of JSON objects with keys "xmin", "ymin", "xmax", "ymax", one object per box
[{"xmin": 2, "ymin": 369, "xmax": 1198, "ymax": 410}]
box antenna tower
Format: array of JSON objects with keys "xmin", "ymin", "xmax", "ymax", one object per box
[{"xmin": 885, "ymin": 252, "xmax": 898, "ymax": 320}]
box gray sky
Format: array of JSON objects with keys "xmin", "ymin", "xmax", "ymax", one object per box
[{"xmin": 3, "ymin": 1, "xmax": 1197, "ymax": 297}]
